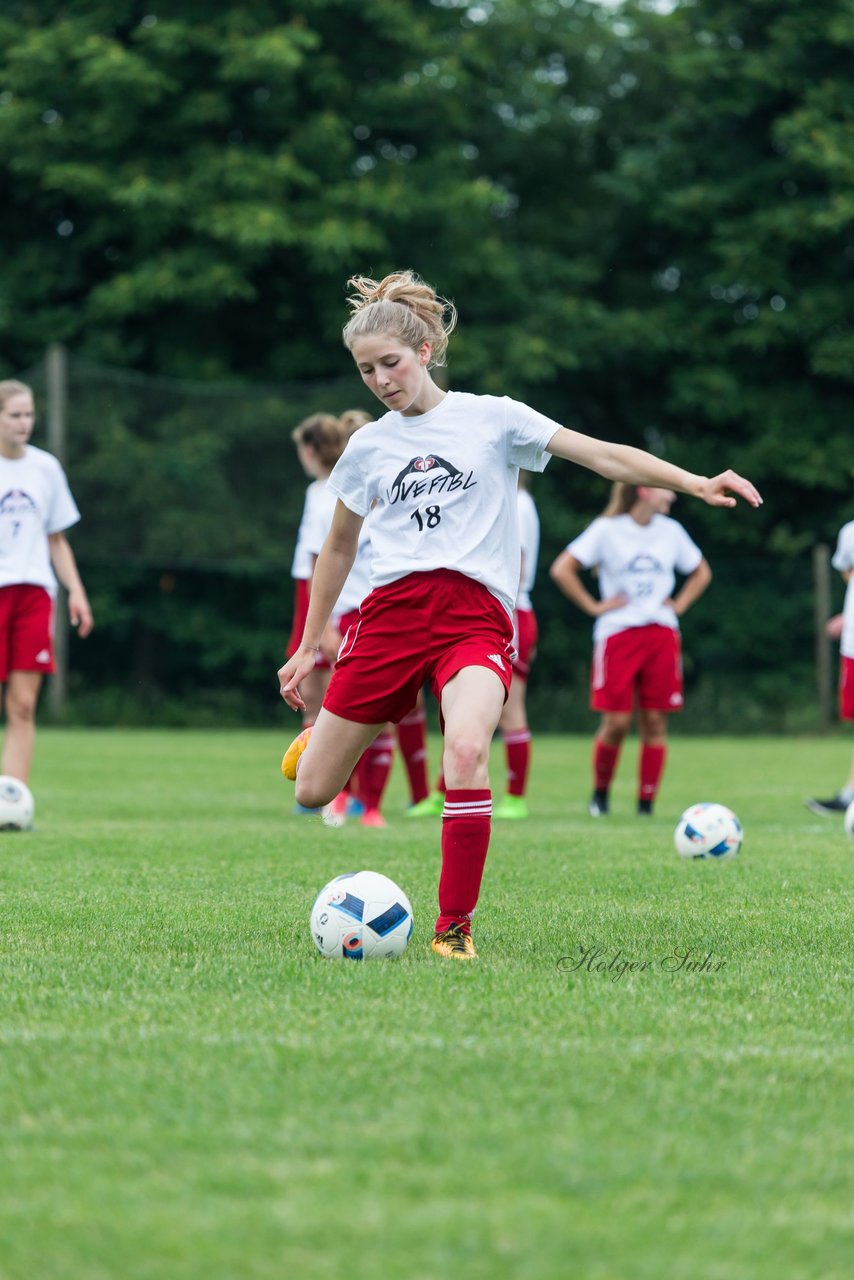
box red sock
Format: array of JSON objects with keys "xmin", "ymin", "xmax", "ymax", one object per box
[
  {"xmin": 435, "ymin": 769, "xmax": 446, "ymax": 795},
  {"xmin": 503, "ymin": 729, "xmax": 531, "ymax": 797},
  {"xmin": 639, "ymin": 744, "xmax": 667, "ymax": 801},
  {"xmin": 395, "ymin": 709, "xmax": 429, "ymax": 804},
  {"xmin": 357, "ymin": 733, "xmax": 395, "ymax": 811},
  {"xmin": 593, "ymin": 738, "xmax": 621, "ymax": 792},
  {"xmin": 436, "ymin": 789, "xmax": 492, "ymax": 934}
]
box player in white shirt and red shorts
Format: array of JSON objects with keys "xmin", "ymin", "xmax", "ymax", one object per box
[
  {"xmin": 0, "ymin": 381, "xmax": 93, "ymax": 784},
  {"xmin": 551, "ymin": 482, "xmax": 712, "ymax": 817},
  {"xmin": 278, "ymin": 270, "xmax": 761, "ymax": 960},
  {"xmin": 286, "ymin": 414, "xmax": 346, "ymax": 732},
  {"xmin": 494, "ymin": 477, "xmax": 540, "ymax": 821},
  {"xmin": 805, "ymin": 517, "xmax": 854, "ymax": 816}
]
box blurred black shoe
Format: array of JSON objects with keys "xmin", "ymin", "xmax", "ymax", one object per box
[
  {"xmin": 589, "ymin": 789, "xmax": 609, "ymax": 817},
  {"xmin": 804, "ymin": 794, "xmax": 849, "ymax": 817}
]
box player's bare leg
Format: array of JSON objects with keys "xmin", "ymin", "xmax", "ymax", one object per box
[
  {"xmin": 441, "ymin": 665, "xmax": 505, "ymax": 789},
  {"xmin": 1, "ymin": 671, "xmax": 42, "ymax": 783},
  {"xmin": 291, "ymin": 707, "xmax": 383, "ymax": 812},
  {"xmin": 299, "ymin": 666, "xmax": 331, "ymax": 729}
]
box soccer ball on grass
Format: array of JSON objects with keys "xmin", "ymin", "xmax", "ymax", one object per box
[
  {"xmin": 674, "ymin": 802, "xmax": 742, "ymax": 861},
  {"xmin": 0, "ymin": 776, "xmax": 34, "ymax": 831},
  {"xmin": 310, "ymin": 869, "xmax": 413, "ymax": 959}
]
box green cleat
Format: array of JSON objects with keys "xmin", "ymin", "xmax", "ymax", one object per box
[
  {"xmin": 493, "ymin": 795, "xmax": 529, "ymax": 820},
  {"xmin": 405, "ymin": 791, "xmax": 445, "ymax": 817}
]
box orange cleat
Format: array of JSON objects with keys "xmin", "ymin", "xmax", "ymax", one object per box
[{"xmin": 281, "ymin": 727, "xmax": 312, "ymax": 781}]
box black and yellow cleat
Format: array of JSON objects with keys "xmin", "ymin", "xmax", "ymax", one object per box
[
  {"xmin": 431, "ymin": 924, "xmax": 478, "ymax": 960},
  {"xmin": 281, "ymin": 727, "xmax": 312, "ymax": 781}
]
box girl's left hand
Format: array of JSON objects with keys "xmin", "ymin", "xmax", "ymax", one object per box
[
  {"xmin": 700, "ymin": 471, "xmax": 763, "ymax": 509},
  {"xmin": 69, "ymin": 589, "xmax": 94, "ymax": 637}
]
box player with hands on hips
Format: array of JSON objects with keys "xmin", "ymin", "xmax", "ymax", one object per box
[
  {"xmin": 0, "ymin": 380, "xmax": 93, "ymax": 785},
  {"xmin": 805, "ymin": 515, "xmax": 854, "ymax": 816},
  {"xmin": 278, "ymin": 270, "xmax": 761, "ymax": 961},
  {"xmin": 551, "ymin": 482, "xmax": 712, "ymax": 817}
]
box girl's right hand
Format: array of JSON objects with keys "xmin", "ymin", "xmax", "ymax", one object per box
[
  {"xmin": 596, "ymin": 593, "xmax": 629, "ymax": 616},
  {"xmin": 277, "ymin": 646, "xmax": 318, "ymax": 712}
]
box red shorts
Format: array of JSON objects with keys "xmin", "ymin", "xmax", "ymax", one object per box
[
  {"xmin": 512, "ymin": 608, "xmax": 538, "ymax": 679},
  {"xmin": 591, "ymin": 624, "xmax": 683, "ymax": 714},
  {"xmin": 286, "ymin": 578, "xmax": 331, "ymax": 670},
  {"xmin": 840, "ymin": 656, "xmax": 854, "ymax": 721},
  {"xmin": 0, "ymin": 584, "xmax": 55, "ymax": 682},
  {"xmin": 324, "ymin": 570, "xmax": 515, "ymax": 724}
]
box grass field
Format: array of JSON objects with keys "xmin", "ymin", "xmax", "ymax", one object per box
[{"xmin": 0, "ymin": 728, "xmax": 851, "ymax": 1280}]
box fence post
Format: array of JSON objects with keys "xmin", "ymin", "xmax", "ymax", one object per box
[
  {"xmin": 813, "ymin": 543, "xmax": 833, "ymax": 731},
  {"xmin": 45, "ymin": 343, "xmax": 69, "ymax": 720}
]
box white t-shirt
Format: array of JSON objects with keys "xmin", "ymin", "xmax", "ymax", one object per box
[
  {"xmin": 0, "ymin": 446, "xmax": 81, "ymax": 595},
  {"xmin": 567, "ymin": 512, "xmax": 703, "ymax": 643},
  {"xmin": 291, "ymin": 479, "xmax": 325, "ymax": 580},
  {"xmin": 832, "ymin": 519, "xmax": 854, "ymax": 659},
  {"xmin": 516, "ymin": 488, "xmax": 540, "ymax": 611},
  {"xmin": 302, "ymin": 479, "xmax": 338, "ymax": 560},
  {"xmin": 333, "ymin": 518, "xmax": 374, "ymax": 618},
  {"xmin": 326, "ymin": 391, "xmax": 558, "ymax": 619}
]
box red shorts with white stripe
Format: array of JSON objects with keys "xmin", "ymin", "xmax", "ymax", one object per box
[
  {"xmin": 286, "ymin": 578, "xmax": 331, "ymax": 669},
  {"xmin": 590, "ymin": 623, "xmax": 683, "ymax": 714},
  {"xmin": 511, "ymin": 607, "xmax": 538, "ymax": 679},
  {"xmin": 840, "ymin": 655, "xmax": 854, "ymax": 721},
  {"xmin": 324, "ymin": 569, "xmax": 515, "ymax": 725},
  {"xmin": 0, "ymin": 584, "xmax": 55, "ymax": 682}
]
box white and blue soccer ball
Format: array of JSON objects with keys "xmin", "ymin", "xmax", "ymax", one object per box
[
  {"xmin": 0, "ymin": 776, "xmax": 34, "ymax": 831},
  {"xmin": 674, "ymin": 802, "xmax": 742, "ymax": 861},
  {"xmin": 844, "ymin": 800, "xmax": 854, "ymax": 842},
  {"xmin": 310, "ymin": 869, "xmax": 414, "ymax": 959}
]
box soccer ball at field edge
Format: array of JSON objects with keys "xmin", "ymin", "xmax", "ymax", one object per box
[
  {"xmin": 674, "ymin": 802, "xmax": 742, "ymax": 861},
  {"xmin": 844, "ymin": 800, "xmax": 854, "ymax": 842},
  {"xmin": 0, "ymin": 776, "xmax": 34, "ymax": 831},
  {"xmin": 310, "ymin": 869, "xmax": 414, "ymax": 959}
]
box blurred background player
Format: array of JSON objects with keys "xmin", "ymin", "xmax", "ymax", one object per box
[
  {"xmin": 320, "ymin": 409, "xmax": 391, "ymax": 828},
  {"xmin": 805, "ymin": 513, "xmax": 854, "ymax": 815},
  {"xmin": 550, "ymin": 482, "xmax": 711, "ymax": 817},
  {"xmin": 286, "ymin": 413, "xmax": 346, "ymax": 812},
  {"xmin": 0, "ymin": 379, "xmax": 93, "ymax": 783},
  {"xmin": 494, "ymin": 472, "xmax": 540, "ymax": 820}
]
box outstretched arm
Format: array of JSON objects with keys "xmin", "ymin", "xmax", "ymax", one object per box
[
  {"xmin": 545, "ymin": 429, "xmax": 762, "ymax": 509},
  {"xmin": 278, "ymin": 500, "xmax": 364, "ymax": 710}
]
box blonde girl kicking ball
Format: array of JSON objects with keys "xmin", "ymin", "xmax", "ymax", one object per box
[{"xmin": 278, "ymin": 271, "xmax": 762, "ymax": 960}]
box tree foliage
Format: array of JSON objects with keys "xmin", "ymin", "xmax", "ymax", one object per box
[{"xmin": 1, "ymin": 0, "xmax": 851, "ymax": 724}]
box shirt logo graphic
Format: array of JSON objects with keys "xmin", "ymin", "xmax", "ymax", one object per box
[
  {"xmin": 487, "ymin": 653, "xmax": 506, "ymax": 670},
  {"xmin": 626, "ymin": 553, "xmax": 663, "ymax": 575},
  {"xmin": 0, "ymin": 489, "xmax": 37, "ymax": 517},
  {"xmin": 387, "ymin": 455, "xmax": 477, "ymax": 505}
]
